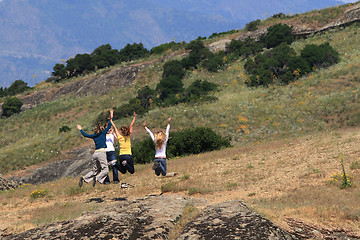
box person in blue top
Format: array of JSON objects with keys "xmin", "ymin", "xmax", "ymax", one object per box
[{"xmin": 77, "ymin": 109, "xmax": 113, "ymax": 187}]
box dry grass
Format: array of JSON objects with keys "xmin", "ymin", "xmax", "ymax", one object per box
[{"xmin": 1, "ymin": 127, "xmax": 360, "ymax": 235}]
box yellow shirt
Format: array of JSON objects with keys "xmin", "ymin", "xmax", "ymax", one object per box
[{"xmin": 118, "ymin": 135, "xmax": 132, "ymax": 155}]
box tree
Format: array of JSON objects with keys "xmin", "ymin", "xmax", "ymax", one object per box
[
  {"xmin": 2, "ymin": 97, "xmax": 23, "ymax": 117},
  {"xmin": 260, "ymin": 23, "xmax": 294, "ymax": 48},
  {"xmin": 162, "ymin": 60, "xmax": 186, "ymax": 79},
  {"xmin": 52, "ymin": 63, "xmax": 66, "ymax": 79},
  {"xmin": 156, "ymin": 75, "xmax": 184, "ymax": 100},
  {"xmin": 245, "ymin": 19, "xmax": 261, "ymax": 31},
  {"xmin": 135, "ymin": 86, "xmax": 157, "ymax": 109},
  {"xmin": 118, "ymin": 43, "xmax": 149, "ymax": 62},
  {"xmin": 301, "ymin": 42, "xmax": 339, "ymax": 69},
  {"xmin": 6, "ymin": 80, "xmax": 31, "ymax": 96}
]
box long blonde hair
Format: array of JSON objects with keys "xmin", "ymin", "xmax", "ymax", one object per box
[{"xmin": 154, "ymin": 131, "xmax": 166, "ymax": 149}]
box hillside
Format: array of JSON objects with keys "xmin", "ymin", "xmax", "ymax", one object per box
[
  {"xmin": 0, "ymin": 0, "xmax": 346, "ymax": 87},
  {"xmin": 0, "ymin": 2, "xmax": 360, "ymax": 239}
]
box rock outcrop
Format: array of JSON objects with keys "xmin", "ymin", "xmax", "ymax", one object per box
[
  {"xmin": 2, "ymin": 194, "xmax": 297, "ymax": 240},
  {"xmin": 177, "ymin": 200, "xmax": 296, "ymax": 240},
  {"xmin": 1, "ymin": 146, "xmax": 93, "ymax": 188},
  {"xmin": 0, "ymin": 174, "xmax": 23, "ymax": 191}
]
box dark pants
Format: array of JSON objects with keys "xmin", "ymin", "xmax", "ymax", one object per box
[
  {"xmin": 116, "ymin": 154, "xmax": 135, "ymax": 174},
  {"xmin": 104, "ymin": 151, "xmax": 119, "ymax": 183},
  {"xmin": 154, "ymin": 158, "xmax": 167, "ymax": 176}
]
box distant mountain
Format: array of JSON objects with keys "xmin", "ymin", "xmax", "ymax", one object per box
[{"xmin": 0, "ymin": 0, "xmax": 344, "ymax": 87}]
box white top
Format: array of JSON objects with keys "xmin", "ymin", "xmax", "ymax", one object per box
[
  {"xmin": 145, "ymin": 124, "xmax": 170, "ymax": 158},
  {"xmin": 105, "ymin": 133, "xmax": 115, "ymax": 152}
]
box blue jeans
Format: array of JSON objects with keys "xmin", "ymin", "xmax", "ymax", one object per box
[
  {"xmin": 154, "ymin": 158, "xmax": 167, "ymax": 176},
  {"xmin": 105, "ymin": 151, "xmax": 119, "ymax": 182}
]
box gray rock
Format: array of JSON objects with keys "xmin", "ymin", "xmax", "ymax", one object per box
[
  {"xmin": 178, "ymin": 200, "xmax": 297, "ymax": 240},
  {"xmin": 1, "ymin": 194, "xmax": 301, "ymax": 240}
]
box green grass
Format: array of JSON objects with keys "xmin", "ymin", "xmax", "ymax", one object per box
[{"xmin": 1, "ymin": 17, "xmax": 360, "ymax": 174}]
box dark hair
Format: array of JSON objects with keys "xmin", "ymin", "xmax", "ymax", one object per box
[
  {"xmin": 120, "ymin": 126, "xmax": 130, "ymax": 136},
  {"xmin": 94, "ymin": 122, "xmax": 105, "ymax": 134}
]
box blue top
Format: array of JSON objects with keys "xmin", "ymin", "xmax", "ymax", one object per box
[{"xmin": 80, "ymin": 120, "xmax": 112, "ymax": 150}]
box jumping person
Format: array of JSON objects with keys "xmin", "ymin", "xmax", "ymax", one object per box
[
  {"xmin": 142, "ymin": 117, "xmax": 171, "ymax": 176},
  {"xmin": 110, "ymin": 112, "xmax": 136, "ymax": 176},
  {"xmin": 103, "ymin": 125, "xmax": 119, "ymax": 184},
  {"xmin": 77, "ymin": 109, "xmax": 113, "ymax": 187}
]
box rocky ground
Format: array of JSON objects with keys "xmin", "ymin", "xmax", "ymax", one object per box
[{"xmin": 2, "ymin": 194, "xmax": 297, "ymax": 240}]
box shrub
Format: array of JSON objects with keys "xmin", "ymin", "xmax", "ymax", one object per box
[
  {"xmin": 6, "ymin": 80, "xmax": 31, "ymax": 96},
  {"xmin": 245, "ymin": 19, "xmax": 261, "ymax": 31},
  {"xmin": 30, "ymin": 189, "xmax": 48, "ymax": 199},
  {"xmin": 59, "ymin": 125, "xmax": 71, "ymax": 133},
  {"xmin": 156, "ymin": 75, "xmax": 184, "ymax": 101},
  {"xmin": 301, "ymin": 42, "xmax": 339, "ymax": 69},
  {"xmin": 132, "ymin": 127, "xmax": 231, "ymax": 164},
  {"xmin": 2, "ymin": 97, "xmax": 23, "ymax": 117},
  {"xmin": 202, "ymin": 52, "xmax": 225, "ymax": 72},
  {"xmin": 260, "ymin": 23, "xmax": 294, "ymax": 48},
  {"xmin": 150, "ymin": 41, "xmax": 185, "ymax": 55},
  {"xmin": 113, "ymin": 103, "xmax": 146, "ymax": 120}
]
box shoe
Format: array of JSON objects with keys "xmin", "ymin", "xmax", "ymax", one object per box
[
  {"xmin": 152, "ymin": 162, "xmax": 160, "ymax": 170},
  {"xmin": 104, "ymin": 181, "xmax": 110, "ymax": 185},
  {"xmin": 121, "ymin": 183, "xmax": 134, "ymax": 188},
  {"xmin": 92, "ymin": 176, "xmax": 96, "ymax": 187},
  {"xmin": 113, "ymin": 181, "xmax": 120, "ymax": 184},
  {"xmin": 78, "ymin": 177, "xmax": 84, "ymax": 188}
]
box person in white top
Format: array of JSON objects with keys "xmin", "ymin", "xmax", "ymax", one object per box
[
  {"xmin": 103, "ymin": 126, "xmax": 119, "ymax": 184},
  {"xmin": 142, "ymin": 117, "xmax": 171, "ymax": 176}
]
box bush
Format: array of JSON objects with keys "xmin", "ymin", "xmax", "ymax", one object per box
[
  {"xmin": 132, "ymin": 127, "xmax": 231, "ymax": 164},
  {"xmin": 260, "ymin": 23, "xmax": 294, "ymax": 48},
  {"xmin": 202, "ymin": 52, "xmax": 225, "ymax": 72},
  {"xmin": 301, "ymin": 42, "xmax": 339, "ymax": 69},
  {"xmin": 245, "ymin": 19, "xmax": 261, "ymax": 31},
  {"xmin": 150, "ymin": 41, "xmax": 185, "ymax": 55},
  {"xmin": 5, "ymin": 80, "xmax": 31, "ymax": 96},
  {"xmin": 2, "ymin": 97, "xmax": 23, "ymax": 117},
  {"xmin": 59, "ymin": 125, "xmax": 71, "ymax": 133}
]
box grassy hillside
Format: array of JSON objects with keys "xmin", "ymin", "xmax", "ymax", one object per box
[
  {"xmin": 0, "ymin": 3, "xmax": 360, "ymax": 237},
  {"xmin": 1, "ymin": 19, "xmax": 360, "ymax": 174}
]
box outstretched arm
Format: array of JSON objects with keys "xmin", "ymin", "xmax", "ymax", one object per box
[
  {"xmin": 165, "ymin": 118, "xmax": 171, "ymax": 140},
  {"xmin": 109, "ymin": 109, "xmax": 120, "ymax": 139},
  {"xmin": 110, "ymin": 118, "xmax": 120, "ymax": 139},
  {"xmin": 143, "ymin": 121, "xmax": 155, "ymax": 141},
  {"xmin": 129, "ymin": 112, "xmax": 137, "ymax": 135},
  {"xmin": 77, "ymin": 124, "xmax": 95, "ymax": 138}
]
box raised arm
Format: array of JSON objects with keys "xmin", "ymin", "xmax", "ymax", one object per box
[
  {"xmin": 129, "ymin": 112, "xmax": 137, "ymax": 135},
  {"xmin": 110, "ymin": 118, "xmax": 120, "ymax": 139},
  {"xmin": 165, "ymin": 118, "xmax": 171, "ymax": 141},
  {"xmin": 77, "ymin": 124, "xmax": 95, "ymax": 138},
  {"xmin": 143, "ymin": 121, "xmax": 155, "ymax": 141}
]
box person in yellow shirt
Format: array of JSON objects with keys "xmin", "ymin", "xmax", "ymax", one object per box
[{"xmin": 110, "ymin": 112, "xmax": 136, "ymax": 176}]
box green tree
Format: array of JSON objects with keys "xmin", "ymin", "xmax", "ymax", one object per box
[
  {"xmin": 260, "ymin": 23, "xmax": 294, "ymax": 48},
  {"xmin": 301, "ymin": 42, "xmax": 339, "ymax": 69},
  {"xmin": 2, "ymin": 97, "xmax": 23, "ymax": 117},
  {"xmin": 245, "ymin": 19, "xmax": 261, "ymax": 31},
  {"xmin": 6, "ymin": 80, "xmax": 31, "ymax": 96},
  {"xmin": 119, "ymin": 43, "xmax": 149, "ymax": 62},
  {"xmin": 162, "ymin": 60, "xmax": 186, "ymax": 79},
  {"xmin": 52, "ymin": 63, "xmax": 66, "ymax": 79},
  {"xmin": 156, "ymin": 75, "xmax": 184, "ymax": 101}
]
